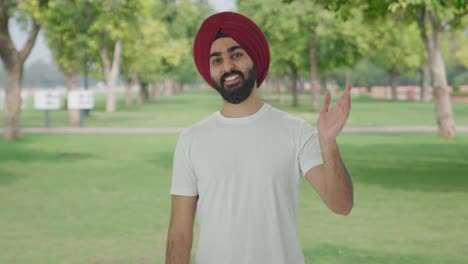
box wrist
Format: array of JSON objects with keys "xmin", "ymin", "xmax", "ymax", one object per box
[
  {"xmin": 319, "ymin": 135, "xmax": 337, "ymax": 146},
  {"xmin": 319, "ymin": 136, "xmax": 339, "ymax": 154}
]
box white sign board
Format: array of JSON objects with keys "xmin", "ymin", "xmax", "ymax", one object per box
[
  {"xmin": 68, "ymin": 90, "xmax": 94, "ymax": 110},
  {"xmin": 0, "ymin": 90, "xmax": 28, "ymax": 110},
  {"xmin": 34, "ymin": 90, "xmax": 62, "ymax": 110}
]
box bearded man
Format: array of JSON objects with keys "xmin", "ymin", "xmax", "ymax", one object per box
[{"xmin": 166, "ymin": 11, "xmax": 354, "ymax": 264}]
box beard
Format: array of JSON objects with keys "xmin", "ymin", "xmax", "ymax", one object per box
[{"xmin": 211, "ymin": 66, "xmax": 257, "ymax": 104}]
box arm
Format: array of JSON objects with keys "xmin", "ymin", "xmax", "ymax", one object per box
[
  {"xmin": 166, "ymin": 195, "xmax": 198, "ymax": 264},
  {"xmin": 306, "ymin": 84, "xmax": 354, "ymax": 215},
  {"xmin": 305, "ymin": 140, "xmax": 353, "ymax": 215}
]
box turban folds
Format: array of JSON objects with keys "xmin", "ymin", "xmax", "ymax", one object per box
[{"xmin": 193, "ymin": 12, "xmax": 270, "ymax": 88}]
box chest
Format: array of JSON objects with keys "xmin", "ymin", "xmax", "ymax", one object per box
[{"xmin": 190, "ymin": 128, "xmax": 299, "ymax": 189}]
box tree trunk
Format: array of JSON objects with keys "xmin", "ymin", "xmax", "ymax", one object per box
[
  {"xmin": 174, "ymin": 82, "xmax": 181, "ymax": 93},
  {"xmin": 99, "ymin": 39, "xmax": 122, "ymax": 113},
  {"xmin": 125, "ymin": 73, "xmax": 138, "ymax": 107},
  {"xmin": 164, "ymin": 79, "xmax": 174, "ymax": 96},
  {"xmin": 429, "ymin": 13, "xmax": 456, "ymax": 139},
  {"xmin": 3, "ymin": 65, "xmax": 22, "ymax": 140},
  {"xmin": 139, "ymin": 82, "xmax": 149, "ymax": 104},
  {"xmin": 309, "ymin": 40, "xmax": 320, "ymax": 112},
  {"xmin": 152, "ymin": 82, "xmax": 161, "ymax": 102},
  {"xmin": 417, "ymin": 7, "xmax": 433, "ymax": 103},
  {"xmin": 0, "ymin": 12, "xmax": 41, "ymax": 140},
  {"xmin": 389, "ymin": 71, "xmax": 399, "ymax": 101},
  {"xmin": 266, "ymin": 78, "xmax": 273, "ymax": 101},
  {"xmin": 419, "ymin": 63, "xmax": 430, "ymax": 102},
  {"xmin": 272, "ymin": 76, "xmax": 280, "ymax": 102},
  {"xmin": 279, "ymin": 77, "xmax": 285, "ymax": 104},
  {"xmin": 320, "ymin": 78, "xmax": 327, "ymax": 95},
  {"xmin": 65, "ymin": 72, "xmax": 80, "ymax": 126},
  {"xmin": 418, "ymin": 8, "xmax": 456, "ymax": 138},
  {"xmin": 289, "ymin": 63, "xmax": 298, "ymax": 107}
]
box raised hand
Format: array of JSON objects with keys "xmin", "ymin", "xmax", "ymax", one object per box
[{"xmin": 317, "ymin": 83, "xmax": 352, "ymax": 143}]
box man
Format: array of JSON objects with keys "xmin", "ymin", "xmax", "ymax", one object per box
[{"xmin": 166, "ymin": 11, "xmax": 353, "ymax": 264}]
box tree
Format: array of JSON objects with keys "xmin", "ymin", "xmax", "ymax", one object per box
[
  {"xmin": 242, "ymin": 0, "xmax": 366, "ymax": 110},
  {"xmin": 119, "ymin": 0, "xmax": 173, "ymax": 105},
  {"xmin": 392, "ymin": 0, "xmax": 467, "ymax": 139},
  {"xmin": 240, "ymin": 0, "xmax": 308, "ymax": 107},
  {"xmin": 155, "ymin": 0, "xmax": 212, "ymax": 94},
  {"xmin": 45, "ymin": 0, "xmax": 90, "ymax": 126},
  {"xmin": 85, "ymin": 0, "xmax": 142, "ymax": 113},
  {"xmin": 302, "ymin": 0, "xmax": 467, "ymax": 138},
  {"xmin": 0, "ymin": 0, "xmax": 48, "ymax": 140},
  {"xmin": 366, "ymin": 18, "xmax": 423, "ymax": 100}
]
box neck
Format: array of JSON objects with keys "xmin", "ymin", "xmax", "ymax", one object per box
[{"xmin": 220, "ymin": 88, "xmax": 264, "ymax": 118}]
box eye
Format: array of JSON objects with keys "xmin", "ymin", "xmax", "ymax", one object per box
[
  {"xmin": 212, "ymin": 58, "xmax": 222, "ymax": 65},
  {"xmin": 232, "ymin": 52, "xmax": 243, "ymax": 59}
]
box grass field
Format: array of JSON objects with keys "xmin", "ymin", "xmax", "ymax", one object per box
[
  {"xmin": 1, "ymin": 132, "xmax": 467, "ymax": 263},
  {"xmin": 14, "ymin": 89, "xmax": 468, "ymax": 128}
]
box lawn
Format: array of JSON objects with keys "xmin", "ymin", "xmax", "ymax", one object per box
[
  {"xmin": 13, "ymin": 89, "xmax": 468, "ymax": 128},
  {"xmin": 1, "ymin": 133, "xmax": 467, "ymax": 263}
]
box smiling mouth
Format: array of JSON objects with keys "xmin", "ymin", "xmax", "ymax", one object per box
[{"xmin": 223, "ymin": 74, "xmax": 241, "ymax": 86}]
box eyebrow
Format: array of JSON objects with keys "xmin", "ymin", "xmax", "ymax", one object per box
[{"xmin": 209, "ymin": 45, "xmax": 244, "ymax": 58}]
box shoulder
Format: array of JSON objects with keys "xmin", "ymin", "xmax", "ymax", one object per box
[
  {"xmin": 266, "ymin": 104, "xmax": 312, "ymax": 129},
  {"xmin": 177, "ymin": 113, "xmax": 218, "ymax": 145},
  {"xmin": 266, "ymin": 104, "xmax": 319, "ymax": 144}
]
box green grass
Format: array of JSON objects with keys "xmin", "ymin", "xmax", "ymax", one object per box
[
  {"xmin": 1, "ymin": 133, "xmax": 468, "ymax": 263},
  {"xmin": 13, "ymin": 89, "xmax": 468, "ymax": 128}
]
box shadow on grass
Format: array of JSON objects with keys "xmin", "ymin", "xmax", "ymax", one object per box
[
  {"xmin": 343, "ymin": 141, "xmax": 468, "ymax": 193},
  {"xmin": 147, "ymin": 150, "xmax": 174, "ymax": 170},
  {"xmin": 0, "ymin": 146, "xmax": 94, "ymax": 163},
  {"xmin": 303, "ymin": 243, "xmax": 459, "ymax": 264},
  {"xmin": 0, "ymin": 138, "xmax": 95, "ymax": 185},
  {"xmin": 0, "ymin": 168, "xmax": 23, "ymax": 186}
]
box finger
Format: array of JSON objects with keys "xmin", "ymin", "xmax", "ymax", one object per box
[
  {"xmin": 322, "ymin": 92, "xmax": 331, "ymax": 112},
  {"xmin": 344, "ymin": 83, "xmax": 352, "ymax": 105},
  {"xmin": 346, "ymin": 83, "xmax": 352, "ymax": 94}
]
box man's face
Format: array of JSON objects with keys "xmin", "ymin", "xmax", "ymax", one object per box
[{"xmin": 209, "ymin": 37, "xmax": 257, "ymax": 104}]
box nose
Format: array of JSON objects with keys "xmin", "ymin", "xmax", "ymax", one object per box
[{"xmin": 221, "ymin": 59, "xmax": 236, "ymax": 75}]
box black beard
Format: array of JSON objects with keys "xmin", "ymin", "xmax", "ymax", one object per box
[{"xmin": 211, "ymin": 67, "xmax": 257, "ymax": 104}]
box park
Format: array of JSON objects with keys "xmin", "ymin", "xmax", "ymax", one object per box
[{"xmin": 1, "ymin": 0, "xmax": 468, "ymax": 263}]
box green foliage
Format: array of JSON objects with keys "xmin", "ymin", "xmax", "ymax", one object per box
[
  {"xmin": 314, "ymin": 9, "xmax": 368, "ymax": 75},
  {"xmin": 17, "ymin": 0, "xmax": 49, "ymax": 23},
  {"xmin": 366, "ymin": 18, "xmax": 424, "ymax": 77},
  {"xmin": 44, "ymin": 0, "xmax": 143, "ymax": 78},
  {"xmin": 153, "ymin": 0, "xmax": 213, "ymax": 83},
  {"xmin": 119, "ymin": 0, "xmax": 213, "ymax": 84},
  {"xmin": 45, "ymin": 0, "xmax": 90, "ymax": 74},
  {"xmin": 348, "ymin": 59, "xmax": 388, "ymax": 86},
  {"xmin": 444, "ymin": 21, "xmax": 468, "ymax": 68},
  {"xmin": 389, "ymin": 0, "xmax": 467, "ymax": 25},
  {"xmin": 240, "ymin": 0, "xmax": 307, "ymax": 76},
  {"xmin": 240, "ymin": 0, "xmax": 367, "ymax": 78}
]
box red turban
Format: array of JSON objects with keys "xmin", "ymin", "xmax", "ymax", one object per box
[{"xmin": 193, "ymin": 12, "xmax": 270, "ymax": 88}]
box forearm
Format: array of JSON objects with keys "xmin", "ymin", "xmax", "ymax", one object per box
[
  {"xmin": 165, "ymin": 232, "xmax": 193, "ymax": 264},
  {"xmin": 320, "ymin": 139, "xmax": 353, "ymax": 215}
]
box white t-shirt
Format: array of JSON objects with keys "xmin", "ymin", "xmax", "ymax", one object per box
[{"xmin": 170, "ymin": 103, "xmax": 323, "ymax": 264}]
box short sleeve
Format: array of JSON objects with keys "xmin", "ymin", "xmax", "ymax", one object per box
[
  {"xmin": 298, "ymin": 122, "xmax": 323, "ymax": 177},
  {"xmin": 170, "ymin": 135, "xmax": 198, "ymax": 196}
]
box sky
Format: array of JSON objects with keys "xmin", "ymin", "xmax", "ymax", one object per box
[{"xmin": 9, "ymin": 0, "xmax": 236, "ymax": 66}]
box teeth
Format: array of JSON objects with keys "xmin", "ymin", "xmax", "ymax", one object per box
[{"xmin": 225, "ymin": 75, "xmax": 239, "ymax": 81}]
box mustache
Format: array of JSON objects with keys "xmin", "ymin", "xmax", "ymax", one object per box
[{"xmin": 221, "ymin": 70, "xmax": 245, "ymax": 85}]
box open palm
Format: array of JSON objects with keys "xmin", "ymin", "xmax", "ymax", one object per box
[{"xmin": 317, "ymin": 83, "xmax": 352, "ymax": 143}]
